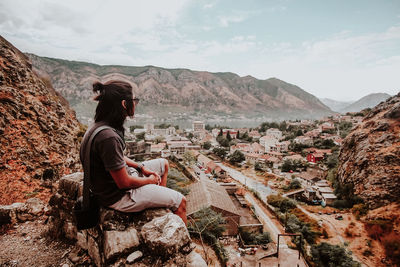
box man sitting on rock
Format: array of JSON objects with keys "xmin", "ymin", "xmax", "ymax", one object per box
[{"xmin": 80, "ymin": 80, "xmax": 187, "ymax": 224}]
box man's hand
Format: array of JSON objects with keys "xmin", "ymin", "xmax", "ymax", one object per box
[
  {"xmin": 142, "ymin": 168, "xmax": 161, "ymax": 185},
  {"xmin": 147, "ymin": 174, "xmax": 160, "ymax": 185}
]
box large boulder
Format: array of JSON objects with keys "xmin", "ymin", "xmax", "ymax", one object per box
[{"xmin": 141, "ymin": 213, "xmax": 191, "ymax": 258}]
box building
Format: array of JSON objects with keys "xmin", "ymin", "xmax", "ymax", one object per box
[
  {"xmin": 169, "ymin": 143, "xmax": 201, "ymax": 155},
  {"xmin": 321, "ymin": 193, "xmax": 337, "ymax": 206},
  {"xmin": 307, "ymin": 152, "xmax": 325, "ymax": 163},
  {"xmin": 150, "ymin": 143, "xmax": 166, "ymax": 153},
  {"xmin": 230, "ymin": 142, "xmax": 264, "ymax": 155},
  {"xmin": 245, "ymin": 153, "xmax": 261, "ymax": 164},
  {"xmin": 205, "ymin": 161, "xmax": 226, "ymax": 178},
  {"xmin": 283, "ymin": 154, "xmax": 304, "ymax": 162},
  {"xmin": 152, "ymin": 127, "xmax": 176, "ymax": 136},
  {"xmin": 259, "ymin": 155, "xmax": 280, "ymax": 168},
  {"xmin": 144, "ymin": 123, "xmax": 154, "ymax": 133},
  {"xmin": 126, "ymin": 140, "xmax": 151, "ymax": 155},
  {"xmin": 297, "ymin": 172, "xmax": 321, "ymax": 186},
  {"xmin": 248, "ymin": 130, "xmax": 261, "ymax": 140},
  {"xmin": 223, "ymin": 129, "xmax": 238, "ymax": 139},
  {"xmin": 197, "ymin": 154, "xmax": 213, "ymax": 168},
  {"xmin": 259, "ymin": 135, "xmax": 279, "ymax": 152},
  {"xmin": 320, "ymin": 122, "xmax": 335, "ymax": 132},
  {"xmin": 276, "ymin": 141, "xmax": 290, "ymax": 152},
  {"xmin": 293, "ymin": 136, "xmax": 313, "ymax": 146},
  {"xmin": 187, "ymin": 179, "xmax": 241, "ymax": 235},
  {"xmin": 303, "ymin": 187, "xmax": 317, "ymax": 202},
  {"xmin": 305, "ymin": 129, "xmax": 321, "ymax": 138},
  {"xmin": 266, "ymin": 128, "xmax": 282, "ymax": 140},
  {"xmin": 192, "ymin": 121, "xmax": 205, "ymax": 131}
]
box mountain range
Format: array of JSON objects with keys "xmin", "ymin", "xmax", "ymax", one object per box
[
  {"xmin": 321, "ymin": 93, "xmax": 392, "ymax": 113},
  {"xmin": 27, "ymin": 54, "xmax": 333, "ymax": 123}
]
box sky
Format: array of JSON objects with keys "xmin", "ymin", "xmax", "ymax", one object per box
[{"xmin": 0, "ymin": 0, "xmax": 399, "ymax": 101}]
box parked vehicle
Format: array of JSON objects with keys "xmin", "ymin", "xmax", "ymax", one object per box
[{"xmin": 335, "ymin": 214, "xmax": 343, "ymax": 220}]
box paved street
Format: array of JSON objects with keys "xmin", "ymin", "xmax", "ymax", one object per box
[
  {"xmin": 216, "ymin": 163, "xmax": 276, "ymax": 200},
  {"xmin": 245, "ymin": 193, "xmax": 307, "ymax": 267},
  {"xmin": 215, "ymin": 162, "xmax": 308, "ymax": 266}
]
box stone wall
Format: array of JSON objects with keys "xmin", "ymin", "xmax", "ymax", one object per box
[{"xmin": 48, "ymin": 172, "xmax": 207, "ymax": 267}]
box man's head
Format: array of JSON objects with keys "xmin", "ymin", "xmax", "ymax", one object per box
[{"xmin": 92, "ymin": 80, "xmax": 138, "ymax": 130}]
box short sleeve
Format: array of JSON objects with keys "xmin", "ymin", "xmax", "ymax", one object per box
[{"xmin": 96, "ymin": 136, "xmax": 127, "ymax": 171}]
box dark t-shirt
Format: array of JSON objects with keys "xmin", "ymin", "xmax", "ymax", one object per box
[{"xmin": 80, "ymin": 122, "xmax": 127, "ymax": 206}]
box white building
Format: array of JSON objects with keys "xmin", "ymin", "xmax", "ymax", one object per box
[
  {"xmin": 266, "ymin": 128, "xmax": 282, "ymax": 140},
  {"xmin": 192, "ymin": 121, "xmax": 205, "ymax": 131},
  {"xmin": 152, "ymin": 127, "xmax": 176, "ymax": 136},
  {"xmin": 294, "ymin": 136, "xmax": 313, "ymax": 146},
  {"xmin": 259, "ymin": 135, "xmax": 279, "ymax": 152},
  {"xmin": 144, "ymin": 123, "xmax": 154, "ymax": 133}
]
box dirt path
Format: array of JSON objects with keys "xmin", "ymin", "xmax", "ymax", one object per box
[{"xmin": 0, "ymin": 219, "xmax": 77, "ymax": 267}]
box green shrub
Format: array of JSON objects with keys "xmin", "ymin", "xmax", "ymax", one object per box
[
  {"xmin": 239, "ymin": 228, "xmax": 271, "ymax": 245},
  {"xmin": 311, "ymin": 242, "xmax": 360, "ymax": 267},
  {"xmin": 267, "ymin": 195, "xmax": 297, "ymax": 212}
]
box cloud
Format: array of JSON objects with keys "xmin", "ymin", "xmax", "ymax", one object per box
[
  {"xmin": 218, "ymin": 15, "xmax": 246, "ymax": 27},
  {"xmin": 0, "ymin": 0, "xmax": 191, "ymax": 58},
  {"xmin": 203, "ymin": 3, "xmax": 215, "ymax": 9},
  {"xmin": 0, "ymin": 0, "xmax": 398, "ymax": 101},
  {"xmin": 243, "ymin": 26, "xmax": 400, "ymax": 100}
]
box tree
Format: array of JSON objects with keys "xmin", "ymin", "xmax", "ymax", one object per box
[
  {"xmin": 129, "ymin": 124, "xmax": 143, "ymax": 132},
  {"xmin": 311, "ymin": 242, "xmax": 361, "ymax": 267},
  {"xmin": 205, "ymin": 124, "xmax": 213, "ymax": 131},
  {"xmin": 289, "ymin": 179, "xmax": 301, "ymax": 190},
  {"xmin": 229, "ymin": 150, "xmax": 245, "ymax": 164},
  {"xmin": 236, "ymin": 130, "xmax": 240, "ymax": 139},
  {"xmin": 187, "ymin": 132, "xmax": 194, "ymax": 139},
  {"xmin": 213, "ymin": 147, "xmax": 227, "ymax": 159},
  {"xmin": 226, "ymin": 131, "xmax": 232, "ymax": 141},
  {"xmin": 326, "ymin": 152, "xmax": 338, "ymax": 169},
  {"xmin": 188, "ymin": 208, "xmax": 227, "ymax": 264},
  {"xmin": 281, "ymin": 160, "xmax": 294, "ymax": 172},
  {"xmin": 136, "ymin": 132, "xmax": 145, "ymax": 140},
  {"xmin": 216, "ymin": 136, "xmax": 230, "ymax": 147},
  {"xmin": 218, "ymin": 129, "xmax": 223, "ymax": 137},
  {"xmin": 202, "ymin": 141, "xmax": 211, "ymax": 150},
  {"xmin": 183, "ymin": 151, "xmax": 196, "ymax": 165},
  {"xmin": 154, "ymin": 136, "xmax": 165, "ymax": 144},
  {"xmin": 254, "ymin": 162, "xmax": 264, "ymax": 171}
]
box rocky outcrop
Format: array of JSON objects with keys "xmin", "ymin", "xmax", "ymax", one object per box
[
  {"xmin": 48, "ymin": 173, "xmax": 206, "ymax": 266},
  {"xmin": 0, "ymin": 198, "xmax": 47, "ymax": 225},
  {"xmin": 337, "ymin": 93, "xmax": 400, "ymax": 208},
  {"xmin": 27, "ymin": 53, "xmax": 332, "ymax": 121},
  {"xmin": 0, "ymin": 36, "xmax": 82, "ymax": 204}
]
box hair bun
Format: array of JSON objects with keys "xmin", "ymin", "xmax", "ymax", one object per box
[{"xmin": 93, "ymin": 81, "xmax": 104, "ymax": 93}]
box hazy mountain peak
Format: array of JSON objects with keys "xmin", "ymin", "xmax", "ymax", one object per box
[{"xmin": 341, "ymin": 92, "xmax": 392, "ymax": 113}]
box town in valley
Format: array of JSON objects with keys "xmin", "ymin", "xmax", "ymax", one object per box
[{"xmin": 119, "ymin": 111, "xmax": 373, "ymax": 267}]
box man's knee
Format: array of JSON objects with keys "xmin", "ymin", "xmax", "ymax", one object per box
[
  {"xmin": 164, "ymin": 159, "xmax": 169, "ymax": 170},
  {"xmin": 178, "ymin": 197, "xmax": 186, "ymax": 209}
]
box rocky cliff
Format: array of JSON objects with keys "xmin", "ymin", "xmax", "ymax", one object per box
[
  {"xmin": 337, "ymin": 93, "xmax": 400, "ymax": 208},
  {"xmin": 27, "ymin": 54, "xmax": 332, "ymax": 121},
  {"xmin": 0, "ymin": 36, "xmax": 82, "ymax": 205}
]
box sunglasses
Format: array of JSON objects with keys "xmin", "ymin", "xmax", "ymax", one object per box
[{"xmin": 130, "ymin": 98, "xmax": 140, "ymax": 105}]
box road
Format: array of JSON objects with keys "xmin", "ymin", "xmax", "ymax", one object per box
[
  {"xmin": 245, "ymin": 192, "xmax": 308, "ymax": 267},
  {"xmin": 216, "ymin": 163, "xmax": 276, "ymax": 200},
  {"xmin": 215, "ymin": 162, "xmax": 307, "ymax": 266}
]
